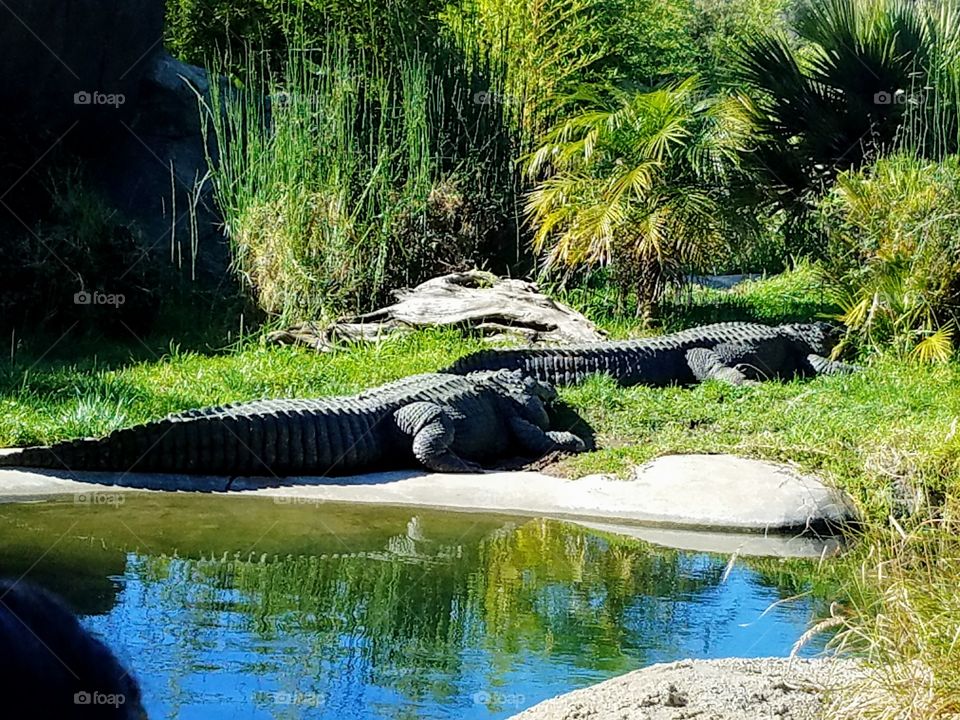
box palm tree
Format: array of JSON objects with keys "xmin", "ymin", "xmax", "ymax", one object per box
[
  {"xmin": 734, "ymin": 0, "xmax": 960, "ymax": 254},
  {"xmin": 525, "ymin": 77, "xmax": 754, "ymax": 320}
]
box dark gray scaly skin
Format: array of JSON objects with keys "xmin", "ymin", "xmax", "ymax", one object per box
[
  {"xmin": 0, "ymin": 371, "xmax": 585, "ymax": 476},
  {"xmin": 443, "ymin": 322, "xmax": 858, "ymax": 387}
]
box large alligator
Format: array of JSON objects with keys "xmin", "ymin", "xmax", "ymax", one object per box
[
  {"xmin": 443, "ymin": 322, "xmax": 857, "ymax": 387},
  {"xmin": 0, "ymin": 371, "xmax": 585, "ymax": 476}
]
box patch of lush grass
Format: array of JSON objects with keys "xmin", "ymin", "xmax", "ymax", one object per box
[
  {"xmin": 555, "ymin": 261, "xmax": 836, "ymax": 335},
  {"xmin": 0, "ymin": 329, "xmax": 482, "ymax": 447},
  {"xmin": 660, "ymin": 261, "xmax": 838, "ymax": 330}
]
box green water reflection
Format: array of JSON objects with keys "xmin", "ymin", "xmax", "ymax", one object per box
[{"xmin": 0, "ymin": 494, "xmax": 826, "ymax": 719}]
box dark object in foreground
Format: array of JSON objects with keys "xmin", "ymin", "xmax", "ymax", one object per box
[
  {"xmin": 443, "ymin": 322, "xmax": 858, "ymax": 386},
  {"xmin": 0, "ymin": 579, "xmax": 145, "ymax": 719},
  {"xmin": 0, "ymin": 371, "xmax": 585, "ymax": 476}
]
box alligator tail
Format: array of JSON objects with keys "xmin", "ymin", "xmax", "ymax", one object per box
[{"xmin": 0, "ymin": 438, "xmax": 107, "ymax": 471}]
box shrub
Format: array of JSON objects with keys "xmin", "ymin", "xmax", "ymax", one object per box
[
  {"xmin": 165, "ymin": 0, "xmax": 445, "ymax": 68},
  {"xmin": 818, "ymin": 154, "xmax": 960, "ymax": 361},
  {"xmin": 201, "ymin": 41, "xmax": 517, "ymax": 321},
  {"xmin": 525, "ymin": 78, "xmax": 757, "ymax": 321},
  {"xmin": 735, "ymin": 0, "xmax": 960, "ymax": 255}
]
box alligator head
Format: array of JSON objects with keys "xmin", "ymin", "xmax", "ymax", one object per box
[{"xmin": 782, "ymin": 321, "xmax": 843, "ymax": 355}]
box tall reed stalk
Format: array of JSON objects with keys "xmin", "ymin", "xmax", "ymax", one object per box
[{"xmin": 198, "ymin": 30, "xmax": 522, "ymax": 321}]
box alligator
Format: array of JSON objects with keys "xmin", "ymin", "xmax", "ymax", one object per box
[
  {"xmin": 0, "ymin": 371, "xmax": 586, "ymax": 476},
  {"xmin": 442, "ymin": 321, "xmax": 857, "ymax": 387}
]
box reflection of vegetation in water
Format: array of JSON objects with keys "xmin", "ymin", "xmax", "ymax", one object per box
[
  {"xmin": 471, "ymin": 520, "xmax": 723, "ymax": 673},
  {"xmin": 130, "ymin": 518, "xmax": 730, "ymax": 707},
  {"xmin": 0, "ymin": 497, "xmax": 826, "ymax": 716}
]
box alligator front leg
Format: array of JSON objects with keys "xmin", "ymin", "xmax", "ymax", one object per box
[
  {"xmin": 685, "ymin": 348, "xmax": 755, "ymax": 386},
  {"xmin": 806, "ymin": 354, "xmax": 861, "ymax": 376},
  {"xmin": 393, "ymin": 402, "xmax": 482, "ymax": 473},
  {"xmin": 508, "ymin": 417, "xmax": 586, "ymax": 456}
]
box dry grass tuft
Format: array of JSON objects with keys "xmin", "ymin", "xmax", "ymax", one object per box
[{"xmin": 825, "ymin": 520, "xmax": 960, "ymax": 720}]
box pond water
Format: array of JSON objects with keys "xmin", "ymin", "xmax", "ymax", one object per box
[{"xmin": 0, "ymin": 494, "xmax": 827, "ymax": 720}]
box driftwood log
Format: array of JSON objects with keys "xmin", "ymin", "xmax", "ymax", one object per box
[{"xmin": 267, "ymin": 271, "xmax": 605, "ymax": 351}]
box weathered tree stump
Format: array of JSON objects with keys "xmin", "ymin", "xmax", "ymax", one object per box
[{"xmin": 267, "ymin": 271, "xmax": 605, "ymax": 351}]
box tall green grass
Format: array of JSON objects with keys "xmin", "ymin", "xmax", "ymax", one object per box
[
  {"xmin": 201, "ymin": 45, "xmax": 432, "ymax": 321},
  {"xmin": 826, "ymin": 520, "xmax": 960, "ymax": 719},
  {"xmin": 199, "ymin": 33, "xmax": 521, "ymax": 323}
]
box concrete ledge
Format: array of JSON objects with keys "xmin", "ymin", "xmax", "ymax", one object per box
[{"xmin": 0, "ymin": 452, "xmax": 853, "ymax": 558}]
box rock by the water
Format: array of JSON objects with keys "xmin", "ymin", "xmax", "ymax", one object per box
[
  {"xmin": 508, "ymin": 658, "xmax": 862, "ymax": 720},
  {"xmin": 618, "ymin": 454, "xmax": 855, "ymax": 532},
  {"xmin": 0, "ymin": 452, "xmax": 851, "ymax": 557}
]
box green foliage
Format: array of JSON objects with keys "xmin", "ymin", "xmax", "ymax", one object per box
[
  {"xmin": 827, "ymin": 521, "xmax": 960, "ymax": 720},
  {"xmin": 201, "ymin": 41, "xmax": 517, "ymax": 321},
  {"xmin": 442, "ymin": 0, "xmax": 609, "ymax": 146},
  {"xmin": 164, "ymin": 0, "xmax": 446, "ymax": 67},
  {"xmin": 735, "ymin": 0, "xmax": 960, "ymax": 254},
  {"xmin": 818, "ymin": 154, "xmax": 960, "ymax": 361},
  {"xmin": 525, "ymin": 78, "xmax": 757, "ymax": 319},
  {"xmin": 688, "ymin": 0, "xmax": 793, "ymax": 89},
  {"xmin": 660, "ymin": 260, "xmax": 837, "ymax": 329},
  {"xmin": 548, "ymin": 261, "xmax": 833, "ymax": 332}
]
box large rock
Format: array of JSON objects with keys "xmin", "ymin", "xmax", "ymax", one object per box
[
  {"xmin": 508, "ymin": 658, "xmax": 863, "ymax": 720},
  {"xmin": 622, "ymin": 454, "xmax": 855, "ymax": 532},
  {"xmin": 0, "ymin": 0, "xmax": 165, "ymax": 135},
  {"xmin": 268, "ymin": 271, "xmax": 606, "ymax": 350}
]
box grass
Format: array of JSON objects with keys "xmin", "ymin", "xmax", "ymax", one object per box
[
  {"xmin": 0, "ymin": 329, "xmax": 482, "ymax": 447},
  {"xmin": 825, "ymin": 521, "xmax": 960, "ymax": 719},
  {"xmin": 553, "ymin": 259, "xmax": 836, "ymax": 334},
  {"xmin": 557, "ymin": 358, "xmax": 960, "ymax": 518}
]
